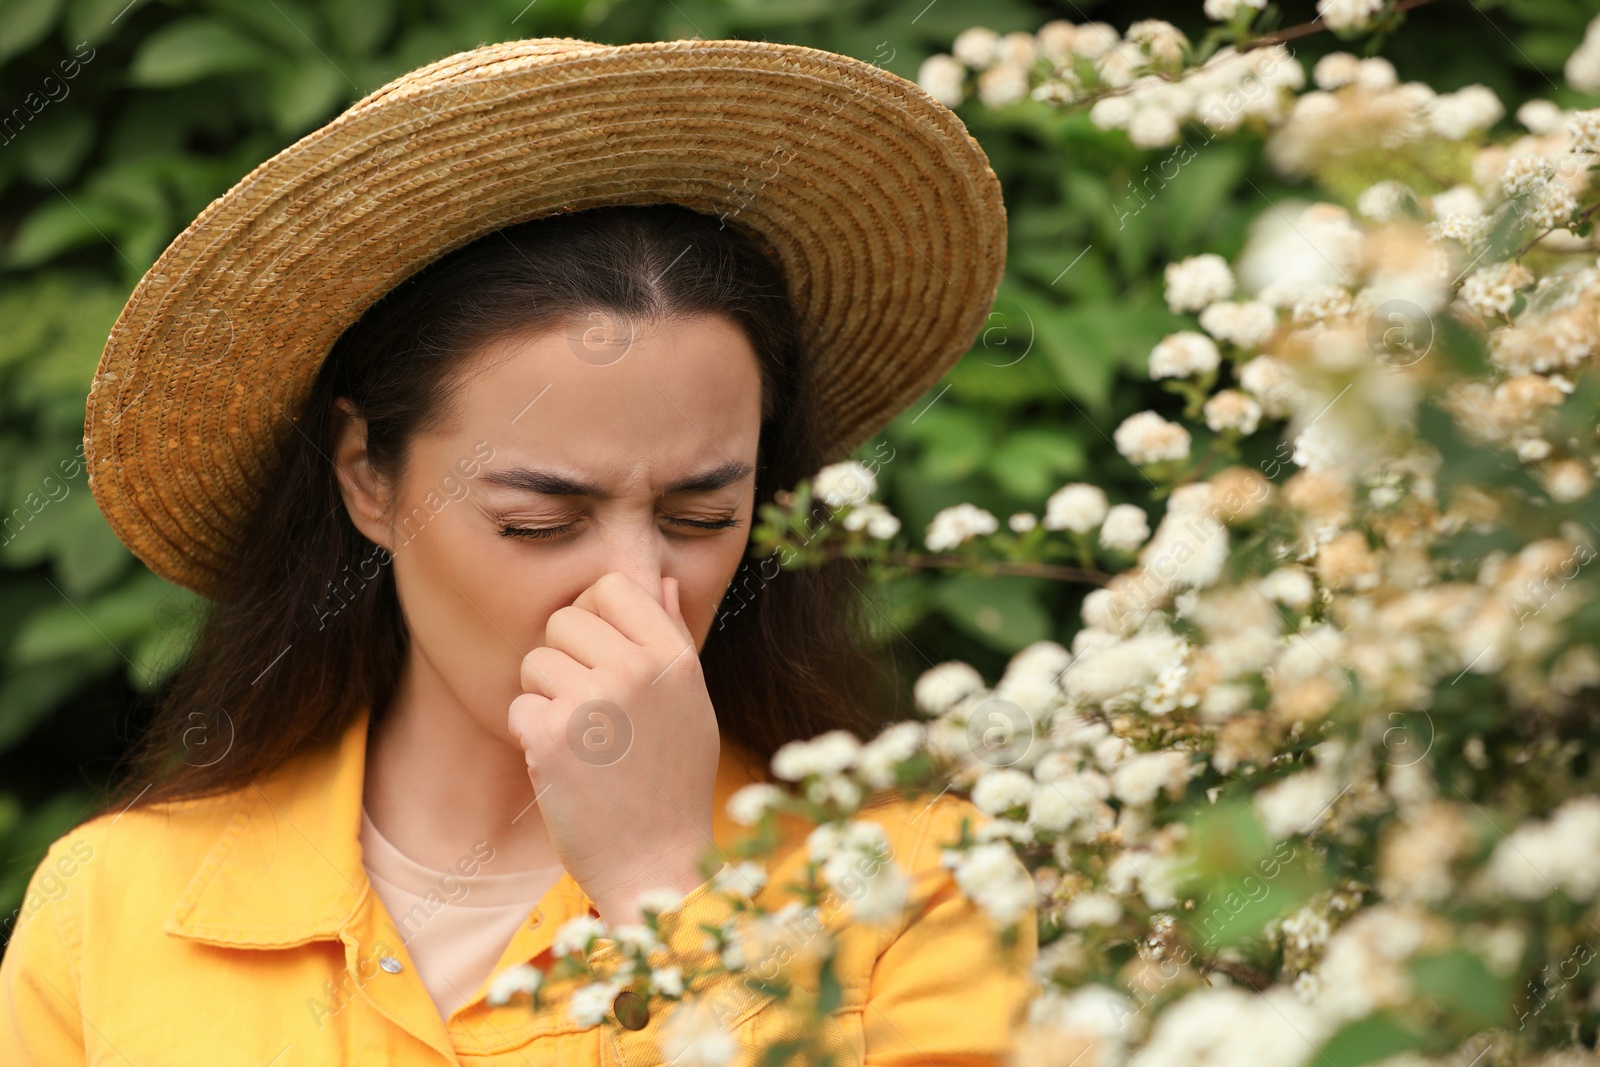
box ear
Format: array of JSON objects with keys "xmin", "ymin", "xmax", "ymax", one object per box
[{"xmin": 331, "ymin": 397, "xmax": 393, "ymax": 551}]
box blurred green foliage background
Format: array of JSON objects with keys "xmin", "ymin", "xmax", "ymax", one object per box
[{"xmin": 0, "ymin": 0, "xmax": 1586, "ymax": 946}]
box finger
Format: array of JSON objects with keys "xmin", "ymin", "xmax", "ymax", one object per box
[
  {"xmin": 507, "ymin": 690, "xmax": 554, "ymax": 751},
  {"xmin": 573, "ymin": 571, "xmax": 682, "ymax": 650},
  {"xmin": 542, "ymin": 604, "xmax": 635, "ymax": 671},
  {"xmin": 662, "ymin": 576, "xmax": 692, "ymax": 643},
  {"xmin": 519, "ymin": 644, "xmax": 588, "ymax": 698}
]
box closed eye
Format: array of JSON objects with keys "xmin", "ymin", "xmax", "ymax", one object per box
[{"xmin": 498, "ymin": 516, "xmax": 743, "ymax": 541}]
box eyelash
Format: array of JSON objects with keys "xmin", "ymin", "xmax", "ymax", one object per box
[{"xmin": 498, "ymin": 516, "xmax": 743, "ymax": 541}]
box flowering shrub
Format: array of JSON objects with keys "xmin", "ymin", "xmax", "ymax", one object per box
[{"xmin": 487, "ymin": 6, "xmax": 1600, "ymax": 1065}]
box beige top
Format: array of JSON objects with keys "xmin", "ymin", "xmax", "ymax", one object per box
[{"xmin": 359, "ymin": 804, "xmax": 564, "ymax": 1022}]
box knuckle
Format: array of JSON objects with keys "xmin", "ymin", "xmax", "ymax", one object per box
[{"xmin": 544, "ymin": 606, "xmax": 579, "ymax": 642}]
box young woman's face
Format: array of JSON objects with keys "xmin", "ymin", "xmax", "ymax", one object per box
[{"xmin": 334, "ymin": 311, "xmax": 763, "ymax": 742}]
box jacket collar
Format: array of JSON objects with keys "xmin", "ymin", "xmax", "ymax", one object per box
[{"xmin": 164, "ymin": 703, "xmax": 775, "ymax": 948}]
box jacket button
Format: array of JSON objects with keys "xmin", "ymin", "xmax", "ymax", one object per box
[
  {"xmin": 379, "ymin": 956, "xmax": 403, "ymax": 974},
  {"xmin": 613, "ymin": 990, "xmax": 649, "ymax": 1030}
]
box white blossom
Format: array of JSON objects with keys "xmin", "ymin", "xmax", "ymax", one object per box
[
  {"xmin": 917, "ymin": 54, "xmax": 965, "ymax": 107},
  {"xmin": 649, "ymin": 965, "xmax": 684, "ymax": 998},
  {"xmin": 851, "ymin": 859, "xmax": 912, "ymax": 924},
  {"xmin": 913, "ymin": 661, "xmax": 986, "ymax": 715},
  {"xmin": 1114, "ymin": 411, "xmax": 1192, "ymax": 465},
  {"xmin": 856, "ymin": 721, "xmax": 927, "ymax": 789},
  {"xmin": 486, "ymin": 963, "xmax": 542, "ymax": 1005},
  {"xmin": 925, "ymin": 503, "xmax": 1000, "ymax": 551},
  {"xmin": 1356, "ymin": 180, "xmax": 1413, "ymax": 221},
  {"xmin": 951, "ymin": 26, "xmax": 1001, "ymax": 70},
  {"xmin": 972, "ymin": 768, "xmax": 1037, "ymax": 814},
  {"xmin": 551, "ymin": 915, "xmax": 607, "ymax": 958},
  {"xmin": 978, "ymin": 62, "xmax": 1030, "ymax": 107},
  {"xmin": 1204, "ymin": 0, "xmax": 1267, "ymax": 21},
  {"xmin": 1110, "ymin": 750, "xmax": 1192, "ymax": 805},
  {"xmin": 1428, "ymin": 187, "xmax": 1482, "ymax": 222},
  {"xmin": 1260, "ymin": 565, "xmax": 1315, "ymax": 608},
  {"xmin": 1043, "ymin": 483, "xmax": 1109, "ymax": 533},
  {"xmin": 1129, "ymin": 986, "xmax": 1331, "ymax": 1066},
  {"xmin": 1317, "ymin": 0, "xmax": 1385, "ymax": 32},
  {"xmin": 658, "ymin": 998, "xmax": 737, "ymax": 1067},
  {"xmin": 1238, "ymin": 355, "xmax": 1303, "ymax": 418},
  {"xmin": 1460, "ymin": 260, "xmax": 1534, "ymax": 319},
  {"xmin": 1517, "ymin": 99, "xmax": 1565, "ymax": 134},
  {"xmin": 1482, "ymin": 795, "xmax": 1600, "ymax": 901},
  {"xmin": 1027, "ymin": 776, "xmax": 1097, "ymax": 831},
  {"xmin": 1099, "ymin": 504, "xmax": 1151, "ymax": 552},
  {"xmin": 712, "ymin": 860, "xmax": 767, "ymax": 897},
  {"xmin": 1569, "ymin": 107, "xmax": 1600, "ymax": 154},
  {"xmin": 842, "ymin": 501, "xmax": 901, "ymax": 539},
  {"xmin": 1064, "ymin": 891, "xmax": 1123, "ymax": 929},
  {"xmin": 1312, "ymin": 52, "xmax": 1361, "ymax": 90},
  {"xmin": 772, "ymin": 730, "xmax": 860, "ymax": 780},
  {"xmin": 1566, "ymin": 14, "xmax": 1600, "ymax": 93},
  {"xmin": 812, "ymin": 460, "xmax": 877, "ymax": 508},
  {"xmin": 1427, "ymin": 84, "xmax": 1503, "ymax": 139},
  {"xmin": 1072, "ymin": 22, "xmax": 1119, "ymax": 60},
  {"xmin": 1204, "ymin": 390, "xmax": 1263, "ymax": 435},
  {"xmin": 1149, "ymin": 331, "xmax": 1222, "ymax": 380},
  {"xmin": 942, "ymin": 841, "xmax": 1036, "ymax": 924},
  {"xmin": 569, "ymin": 978, "xmax": 626, "ymax": 1028},
  {"xmin": 1165, "ymin": 254, "xmax": 1236, "ymax": 313},
  {"xmin": 1199, "ymin": 299, "xmax": 1279, "ymax": 349},
  {"xmin": 726, "ymin": 782, "xmax": 785, "ymax": 827},
  {"xmin": 1254, "ymin": 769, "xmax": 1343, "ymax": 839}
]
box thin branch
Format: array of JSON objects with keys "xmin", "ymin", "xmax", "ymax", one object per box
[
  {"xmin": 868, "ymin": 547, "xmax": 1112, "ymax": 586},
  {"xmin": 1511, "ymin": 198, "xmax": 1600, "ymax": 259},
  {"xmin": 788, "ymin": 534, "xmax": 1116, "ymax": 585},
  {"xmin": 1239, "ymin": 0, "xmax": 1439, "ymax": 50}
]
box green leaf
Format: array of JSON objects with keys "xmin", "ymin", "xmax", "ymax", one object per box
[
  {"xmin": 987, "ymin": 427, "xmax": 1086, "ymax": 500},
  {"xmin": 933, "ymin": 574, "xmax": 1051, "ymax": 653},
  {"xmin": 1520, "ymin": 29, "xmax": 1590, "ymax": 66},
  {"xmin": 945, "ymin": 345, "xmax": 1058, "ymax": 405},
  {"xmin": 4, "ymin": 196, "xmax": 119, "ymax": 268},
  {"xmin": 50, "ymin": 497, "xmax": 131, "ymax": 597},
  {"xmin": 0, "ymin": 660, "xmax": 97, "ymax": 751},
  {"xmin": 903, "ymin": 406, "xmax": 994, "ymax": 483},
  {"xmin": 1410, "ymin": 948, "xmax": 1512, "ymax": 1025},
  {"xmin": 1035, "ymin": 305, "xmax": 1118, "ymax": 410},
  {"xmin": 1179, "ymin": 799, "xmax": 1323, "ymax": 948},
  {"xmin": 267, "ymin": 56, "xmax": 347, "ymax": 134},
  {"xmin": 816, "ymin": 953, "xmax": 842, "ymax": 1014},
  {"xmin": 11, "ymin": 569, "xmax": 175, "ymax": 672},
  {"xmin": 323, "ymin": 0, "xmax": 394, "ymax": 53},
  {"xmin": 20, "ymin": 110, "xmax": 95, "ymax": 185},
  {"xmin": 757, "ymin": 1039, "xmax": 803, "ymax": 1067},
  {"xmin": 1157, "ymin": 141, "xmax": 1254, "ymax": 251},
  {"xmin": 0, "ymin": 0, "xmax": 65, "ymax": 63},
  {"xmin": 66, "ymin": 0, "xmax": 145, "ymax": 45},
  {"xmin": 128, "ymin": 17, "xmax": 279, "ymax": 87},
  {"xmin": 1317, "ymin": 1013, "xmax": 1427, "ymax": 1067}
]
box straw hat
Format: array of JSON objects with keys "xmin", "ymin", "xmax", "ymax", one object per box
[{"xmin": 85, "ymin": 36, "xmax": 1007, "ymax": 599}]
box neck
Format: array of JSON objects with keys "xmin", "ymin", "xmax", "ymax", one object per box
[{"xmin": 362, "ymin": 656, "xmax": 558, "ymax": 874}]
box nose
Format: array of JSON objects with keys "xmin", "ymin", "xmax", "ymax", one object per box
[{"xmin": 603, "ymin": 525, "xmax": 664, "ymax": 607}]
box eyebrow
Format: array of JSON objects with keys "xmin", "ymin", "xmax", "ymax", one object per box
[{"xmin": 476, "ymin": 460, "xmax": 754, "ymax": 499}]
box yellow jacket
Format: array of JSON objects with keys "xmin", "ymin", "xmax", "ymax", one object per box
[{"xmin": 0, "ymin": 704, "xmax": 1036, "ymax": 1065}]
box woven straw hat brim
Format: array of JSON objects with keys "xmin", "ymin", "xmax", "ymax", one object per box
[{"xmin": 85, "ymin": 36, "xmax": 1007, "ymax": 599}]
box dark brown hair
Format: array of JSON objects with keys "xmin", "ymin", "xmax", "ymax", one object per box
[{"xmin": 91, "ymin": 203, "xmax": 906, "ymax": 821}]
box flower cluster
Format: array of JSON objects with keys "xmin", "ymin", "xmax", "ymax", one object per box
[
  {"xmin": 490, "ymin": 10, "xmax": 1600, "ymax": 1065},
  {"xmin": 742, "ymin": 10, "xmax": 1600, "ymax": 1066}
]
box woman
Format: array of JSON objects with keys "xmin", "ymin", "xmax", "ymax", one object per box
[{"xmin": 0, "ymin": 36, "xmax": 1032, "ymax": 1065}]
